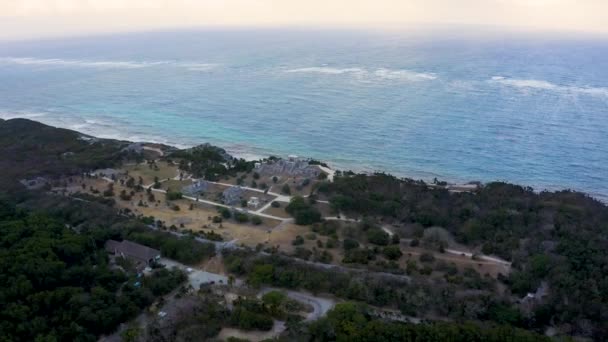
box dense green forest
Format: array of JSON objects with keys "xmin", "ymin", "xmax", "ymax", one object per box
[
  {"xmin": 320, "ymin": 173, "xmax": 608, "ymax": 339},
  {"xmin": 223, "ymin": 249, "xmax": 532, "ymax": 330},
  {"xmin": 0, "ymin": 119, "xmax": 127, "ymax": 191},
  {"xmin": 0, "ymin": 199, "xmax": 186, "ymax": 341},
  {"xmin": 301, "ymin": 302, "xmax": 550, "ymax": 342}
]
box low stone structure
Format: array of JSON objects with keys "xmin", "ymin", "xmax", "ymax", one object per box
[
  {"xmin": 121, "ymin": 142, "xmax": 144, "ymax": 154},
  {"xmin": 19, "ymin": 177, "xmax": 48, "ymax": 190},
  {"xmin": 255, "ymin": 158, "xmax": 320, "ymax": 178},
  {"xmin": 90, "ymin": 168, "xmax": 123, "ymax": 179},
  {"xmin": 182, "ymin": 180, "xmax": 210, "ymax": 196},
  {"xmin": 222, "ymin": 186, "xmax": 244, "ymax": 206}
]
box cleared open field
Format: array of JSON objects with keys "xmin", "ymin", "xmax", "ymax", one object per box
[{"xmin": 123, "ymin": 161, "xmax": 179, "ymax": 185}]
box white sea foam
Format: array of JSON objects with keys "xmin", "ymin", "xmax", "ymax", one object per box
[
  {"xmin": 0, "ymin": 57, "xmax": 218, "ymax": 71},
  {"xmin": 374, "ymin": 68, "xmax": 437, "ymax": 81},
  {"xmin": 0, "ymin": 111, "xmax": 48, "ymax": 120},
  {"xmin": 285, "ymin": 66, "xmax": 436, "ymax": 82},
  {"xmin": 181, "ymin": 63, "xmax": 218, "ymax": 71},
  {"xmin": 490, "ymin": 76, "xmax": 608, "ymax": 97},
  {"xmin": 285, "ymin": 67, "xmax": 366, "ymax": 75}
]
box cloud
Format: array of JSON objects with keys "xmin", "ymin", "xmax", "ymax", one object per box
[{"xmin": 0, "ymin": 0, "xmax": 607, "ymax": 40}]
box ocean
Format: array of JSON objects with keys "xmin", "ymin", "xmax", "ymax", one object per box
[{"xmin": 1, "ymin": 29, "xmax": 607, "ymax": 199}]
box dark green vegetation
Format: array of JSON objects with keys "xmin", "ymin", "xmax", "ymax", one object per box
[
  {"xmin": 0, "ymin": 120, "xmax": 217, "ymax": 340},
  {"xmin": 229, "ymin": 297, "xmax": 275, "ymax": 331},
  {"xmin": 0, "ymin": 119, "xmax": 126, "ymax": 191},
  {"xmin": 165, "ymin": 190, "xmax": 183, "ymax": 201},
  {"xmin": 171, "ymin": 144, "xmax": 255, "ymax": 181},
  {"xmin": 225, "ymin": 250, "xmax": 555, "ymax": 340},
  {"xmin": 285, "ymin": 196, "xmax": 322, "ymax": 225},
  {"xmin": 223, "ymin": 250, "xmax": 508, "ymax": 324},
  {"xmin": 320, "ymin": 172, "xmax": 608, "ymax": 339},
  {"xmin": 124, "ymin": 226, "xmax": 215, "ymax": 265},
  {"xmin": 301, "ymin": 303, "xmax": 550, "ymax": 342},
  {"xmin": 0, "ymin": 200, "xmax": 186, "ymax": 341}
]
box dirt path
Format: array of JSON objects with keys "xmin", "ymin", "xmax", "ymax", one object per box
[
  {"xmin": 258, "ymin": 288, "xmax": 337, "ymax": 322},
  {"xmin": 142, "ymin": 146, "xmax": 164, "ymax": 156},
  {"xmin": 317, "ymin": 165, "xmax": 336, "ymax": 182}
]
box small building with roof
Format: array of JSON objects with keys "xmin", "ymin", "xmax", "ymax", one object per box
[
  {"xmin": 247, "ymin": 196, "xmax": 260, "ymax": 209},
  {"xmin": 105, "ymin": 240, "xmax": 161, "ymax": 265}
]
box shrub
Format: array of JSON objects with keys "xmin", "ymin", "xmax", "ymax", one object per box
[
  {"xmin": 119, "ymin": 190, "xmax": 131, "ymax": 201},
  {"xmin": 343, "ymin": 238, "xmax": 360, "ymax": 251},
  {"xmin": 235, "ymin": 213, "xmax": 249, "ymax": 223},
  {"xmin": 262, "ymin": 291, "xmax": 286, "ymax": 307},
  {"xmin": 294, "ymin": 209, "xmax": 321, "ymax": 225},
  {"xmin": 219, "ymin": 207, "xmax": 232, "ymax": 219},
  {"xmin": 292, "ymin": 235, "xmax": 305, "ymax": 246},
  {"xmin": 419, "ymin": 266, "xmax": 433, "ymax": 275},
  {"xmin": 286, "ymin": 196, "xmax": 322, "ymax": 225},
  {"xmin": 325, "ymin": 239, "xmax": 337, "ymax": 249},
  {"xmin": 406, "ymin": 260, "xmax": 418, "ymax": 274},
  {"xmin": 343, "ymin": 248, "xmax": 375, "ymax": 264},
  {"xmin": 313, "ymin": 220, "xmax": 339, "ymax": 236},
  {"xmin": 382, "ymin": 246, "xmax": 403, "ymax": 260},
  {"xmin": 166, "ymin": 191, "xmax": 183, "ymax": 201},
  {"xmin": 271, "ymin": 201, "xmax": 281, "ymax": 208},
  {"xmin": 367, "ymin": 229, "xmax": 390, "ymax": 246},
  {"xmin": 420, "ymin": 252, "xmax": 436, "ymax": 263},
  {"xmin": 316, "ymin": 250, "xmax": 333, "ymax": 263},
  {"xmin": 251, "ymin": 216, "xmax": 263, "ymax": 225},
  {"xmin": 293, "ymin": 247, "xmax": 312, "ymax": 260}
]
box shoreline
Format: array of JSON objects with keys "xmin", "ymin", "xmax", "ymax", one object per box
[{"xmin": 3, "ymin": 114, "xmax": 606, "ymax": 202}]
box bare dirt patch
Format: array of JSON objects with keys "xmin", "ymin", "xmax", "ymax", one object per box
[{"xmin": 262, "ymin": 206, "xmax": 292, "ymax": 219}]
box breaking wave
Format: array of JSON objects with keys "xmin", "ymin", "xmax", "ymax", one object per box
[
  {"xmin": 490, "ymin": 76, "xmax": 608, "ymax": 97},
  {"xmin": 285, "ymin": 67, "xmax": 366, "ymax": 75},
  {"xmin": 374, "ymin": 68, "xmax": 437, "ymax": 81},
  {"xmin": 285, "ymin": 66, "xmax": 437, "ymax": 81},
  {"xmin": 0, "ymin": 57, "xmax": 218, "ymax": 71}
]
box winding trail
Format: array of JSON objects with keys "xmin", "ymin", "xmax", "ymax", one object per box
[{"xmin": 258, "ymin": 288, "xmax": 336, "ymax": 322}]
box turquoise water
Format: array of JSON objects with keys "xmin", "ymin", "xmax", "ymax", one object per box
[{"xmin": 1, "ymin": 29, "xmax": 607, "ymax": 199}]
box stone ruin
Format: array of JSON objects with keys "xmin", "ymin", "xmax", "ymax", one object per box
[
  {"xmin": 182, "ymin": 180, "xmax": 210, "ymax": 196},
  {"xmin": 19, "ymin": 177, "xmax": 48, "ymax": 190},
  {"xmin": 222, "ymin": 186, "xmax": 244, "ymax": 206},
  {"xmin": 255, "ymin": 159, "xmax": 320, "ymax": 178}
]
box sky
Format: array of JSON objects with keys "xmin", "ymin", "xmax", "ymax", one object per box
[{"xmin": 1, "ymin": 0, "xmax": 607, "ymax": 40}]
